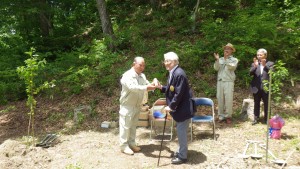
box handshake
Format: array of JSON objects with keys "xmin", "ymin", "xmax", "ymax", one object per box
[{"xmin": 147, "ymin": 78, "xmax": 162, "ymax": 91}]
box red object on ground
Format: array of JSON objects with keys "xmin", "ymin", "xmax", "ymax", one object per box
[{"xmin": 269, "ymin": 115, "xmax": 285, "ymax": 139}]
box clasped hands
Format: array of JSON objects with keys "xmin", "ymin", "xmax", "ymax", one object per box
[
  {"xmin": 253, "ymin": 58, "xmax": 266, "ymax": 67},
  {"xmin": 147, "ymin": 78, "xmax": 163, "ymax": 91}
]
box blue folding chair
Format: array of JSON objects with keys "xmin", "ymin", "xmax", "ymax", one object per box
[{"xmin": 190, "ymin": 97, "xmax": 216, "ymax": 141}]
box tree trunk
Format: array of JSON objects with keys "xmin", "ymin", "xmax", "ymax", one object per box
[
  {"xmin": 150, "ymin": 0, "xmax": 161, "ymax": 10},
  {"xmin": 192, "ymin": 0, "xmax": 200, "ymax": 32},
  {"xmin": 36, "ymin": 0, "xmax": 53, "ymax": 37},
  {"xmin": 96, "ymin": 0, "xmax": 116, "ymax": 51}
]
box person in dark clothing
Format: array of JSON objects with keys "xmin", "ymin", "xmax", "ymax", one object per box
[
  {"xmin": 158, "ymin": 51, "xmax": 192, "ymax": 164},
  {"xmin": 250, "ymin": 48, "xmax": 274, "ymax": 125}
]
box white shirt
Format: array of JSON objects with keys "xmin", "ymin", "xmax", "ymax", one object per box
[
  {"xmin": 169, "ymin": 65, "xmax": 178, "ymax": 83},
  {"xmin": 260, "ymin": 65, "xmax": 264, "ymax": 75}
]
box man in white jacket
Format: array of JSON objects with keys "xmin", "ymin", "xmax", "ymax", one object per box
[
  {"xmin": 214, "ymin": 43, "xmax": 238, "ymax": 124},
  {"xmin": 119, "ymin": 57, "xmax": 157, "ymax": 155}
]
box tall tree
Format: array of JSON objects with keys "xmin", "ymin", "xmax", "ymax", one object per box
[
  {"xmin": 96, "ymin": 0, "xmax": 116, "ymax": 51},
  {"xmin": 150, "ymin": 0, "xmax": 161, "ymax": 10},
  {"xmin": 36, "ymin": 0, "xmax": 53, "ymax": 37},
  {"xmin": 192, "ymin": 0, "xmax": 200, "ymax": 32}
]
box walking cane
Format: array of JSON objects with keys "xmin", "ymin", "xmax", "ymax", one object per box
[{"xmin": 157, "ymin": 111, "xmax": 168, "ymax": 167}]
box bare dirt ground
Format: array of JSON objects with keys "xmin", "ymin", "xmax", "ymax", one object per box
[{"xmin": 0, "ymin": 87, "xmax": 299, "ymax": 169}]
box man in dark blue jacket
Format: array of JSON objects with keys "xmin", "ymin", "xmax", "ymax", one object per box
[
  {"xmin": 158, "ymin": 51, "xmax": 192, "ymax": 164},
  {"xmin": 250, "ymin": 48, "xmax": 274, "ymax": 125}
]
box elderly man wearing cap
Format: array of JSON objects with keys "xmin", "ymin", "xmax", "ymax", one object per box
[
  {"xmin": 213, "ymin": 43, "xmax": 239, "ymax": 124},
  {"xmin": 158, "ymin": 52, "xmax": 193, "ymax": 164}
]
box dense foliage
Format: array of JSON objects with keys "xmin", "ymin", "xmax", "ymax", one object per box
[{"xmin": 0, "ymin": 0, "xmax": 299, "ymax": 105}]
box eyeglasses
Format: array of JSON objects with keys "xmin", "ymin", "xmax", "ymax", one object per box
[
  {"xmin": 163, "ymin": 60, "xmax": 172, "ymax": 63},
  {"xmin": 224, "ymin": 47, "xmax": 233, "ymax": 51}
]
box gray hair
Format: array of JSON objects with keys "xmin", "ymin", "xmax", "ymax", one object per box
[
  {"xmin": 164, "ymin": 52, "xmax": 179, "ymax": 65},
  {"xmin": 257, "ymin": 48, "xmax": 267, "ymax": 57},
  {"xmin": 134, "ymin": 56, "xmax": 144, "ymax": 63}
]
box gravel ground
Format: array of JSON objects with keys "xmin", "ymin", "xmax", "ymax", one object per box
[{"xmin": 0, "ymin": 118, "xmax": 299, "ymax": 169}]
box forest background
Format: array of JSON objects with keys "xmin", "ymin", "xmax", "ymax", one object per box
[{"xmin": 0, "ymin": 0, "xmax": 299, "ymax": 128}]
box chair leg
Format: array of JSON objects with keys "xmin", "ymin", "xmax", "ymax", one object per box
[
  {"xmin": 190, "ymin": 121, "xmax": 193, "ymax": 142},
  {"xmin": 213, "ymin": 122, "xmax": 216, "ymax": 140},
  {"xmin": 150, "ymin": 120, "xmax": 153, "ymax": 140}
]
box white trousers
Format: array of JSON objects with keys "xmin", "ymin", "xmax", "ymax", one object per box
[
  {"xmin": 119, "ymin": 105, "xmax": 140, "ymax": 150},
  {"xmin": 217, "ymin": 81, "xmax": 234, "ymax": 119}
]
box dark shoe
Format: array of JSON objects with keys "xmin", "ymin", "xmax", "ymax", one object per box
[
  {"xmin": 218, "ymin": 119, "xmax": 226, "ymax": 123},
  {"xmin": 263, "ymin": 118, "xmax": 267, "ymax": 124},
  {"xmin": 171, "ymin": 152, "xmax": 179, "ymax": 158},
  {"xmin": 226, "ymin": 118, "xmax": 232, "ymax": 124},
  {"xmin": 252, "ymin": 119, "xmax": 258, "ymax": 125},
  {"xmin": 171, "ymin": 157, "xmax": 187, "ymax": 164}
]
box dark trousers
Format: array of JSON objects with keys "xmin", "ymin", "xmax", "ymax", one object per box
[{"xmin": 253, "ymin": 89, "xmax": 269, "ymax": 121}]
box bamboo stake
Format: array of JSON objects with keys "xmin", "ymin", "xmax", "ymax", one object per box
[{"xmin": 266, "ymin": 69, "xmax": 273, "ymax": 163}]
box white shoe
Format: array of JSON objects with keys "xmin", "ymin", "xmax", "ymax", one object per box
[
  {"xmin": 121, "ymin": 146, "xmax": 134, "ymax": 155},
  {"xmin": 130, "ymin": 145, "xmax": 141, "ymax": 152}
]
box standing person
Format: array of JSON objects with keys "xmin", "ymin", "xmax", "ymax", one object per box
[
  {"xmin": 119, "ymin": 57, "xmax": 157, "ymax": 155},
  {"xmin": 158, "ymin": 52, "xmax": 193, "ymax": 165},
  {"xmin": 213, "ymin": 43, "xmax": 238, "ymax": 124},
  {"xmin": 250, "ymin": 48, "xmax": 274, "ymax": 125}
]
